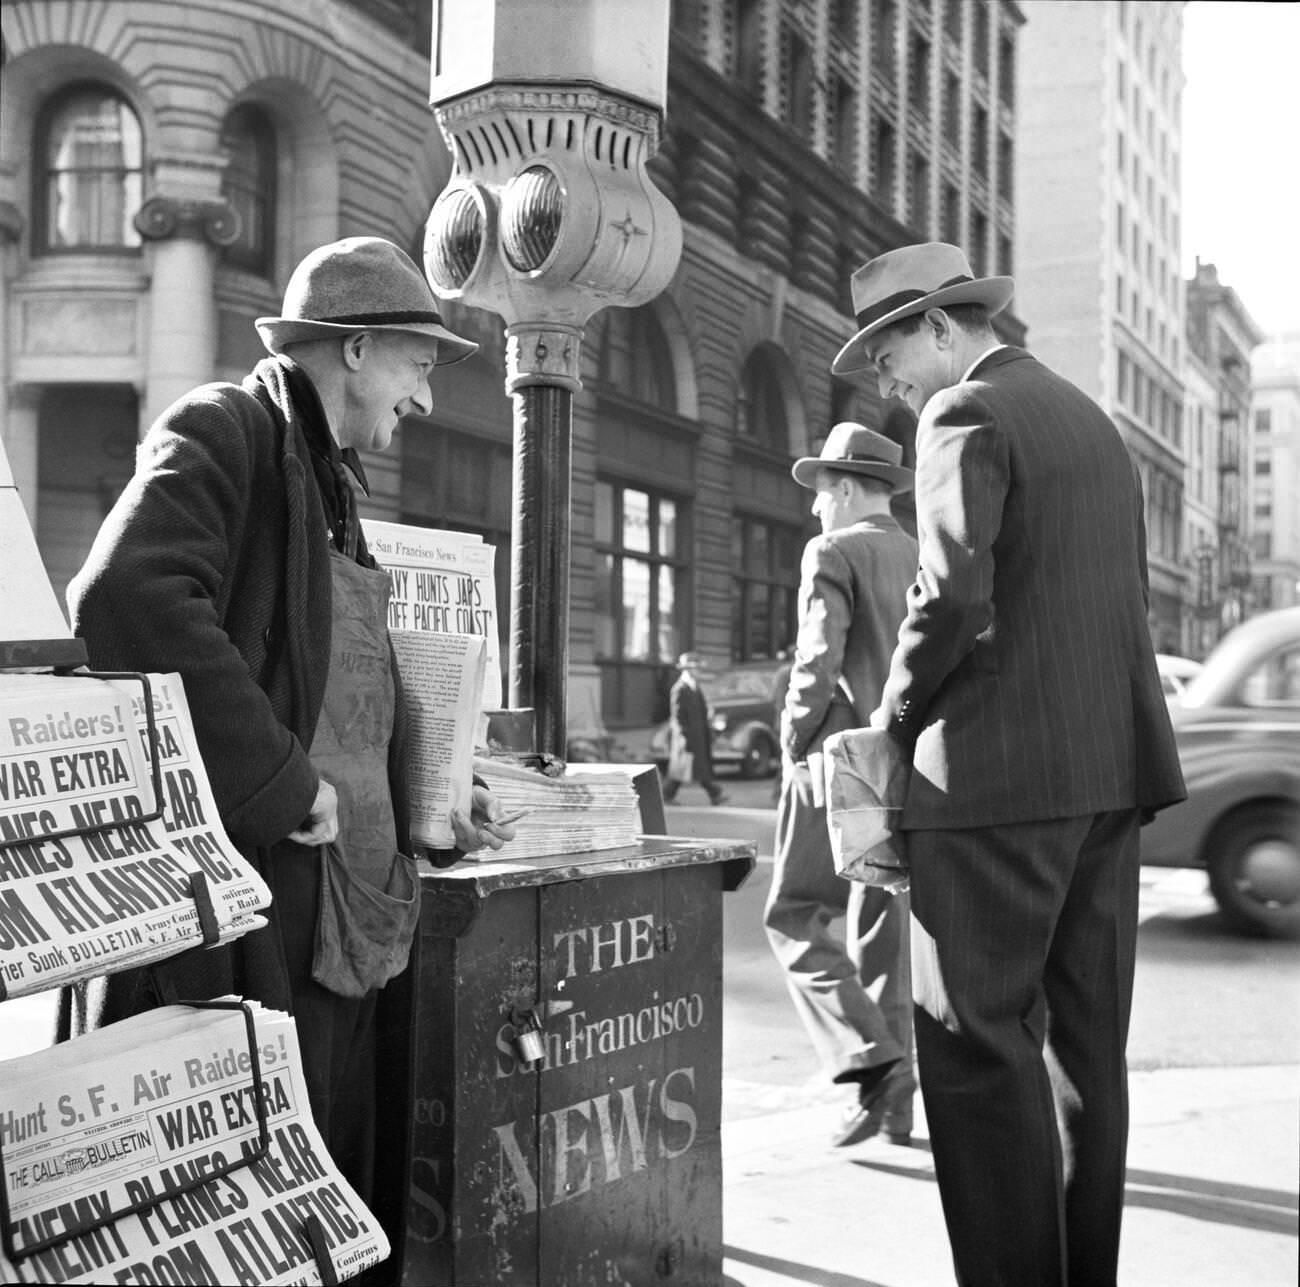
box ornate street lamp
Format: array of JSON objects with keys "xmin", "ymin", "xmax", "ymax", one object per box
[{"xmin": 425, "ymin": 0, "xmax": 682, "ymax": 758}]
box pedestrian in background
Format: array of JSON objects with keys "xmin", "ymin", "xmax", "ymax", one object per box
[
  {"xmin": 62, "ymin": 237, "xmax": 517, "ymax": 1210},
  {"xmin": 763, "ymin": 424, "xmax": 918, "ymax": 1147},
  {"xmin": 662, "ymin": 651, "xmax": 728, "ymax": 806},
  {"xmin": 834, "ymin": 242, "xmax": 1185, "ymax": 1285}
]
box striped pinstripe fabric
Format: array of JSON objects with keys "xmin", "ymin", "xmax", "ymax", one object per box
[{"xmin": 877, "ymin": 347, "xmax": 1186, "ymax": 830}]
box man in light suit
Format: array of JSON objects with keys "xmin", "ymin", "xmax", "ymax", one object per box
[
  {"xmin": 763, "ymin": 424, "xmax": 918, "ymax": 1147},
  {"xmin": 832, "ymin": 243, "xmax": 1186, "ymax": 1286}
]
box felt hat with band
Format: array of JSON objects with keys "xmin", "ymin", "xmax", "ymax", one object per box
[
  {"xmin": 832, "ymin": 242, "xmax": 1014, "ymax": 376},
  {"xmin": 256, "ymin": 236, "xmax": 478, "ymax": 365},
  {"xmin": 791, "ymin": 422, "xmax": 914, "ymax": 493}
]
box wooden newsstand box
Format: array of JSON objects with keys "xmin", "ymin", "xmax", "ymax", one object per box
[{"xmin": 375, "ymin": 837, "xmax": 754, "ymax": 1286}]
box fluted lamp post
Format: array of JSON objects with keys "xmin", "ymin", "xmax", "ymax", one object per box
[{"xmin": 424, "ymin": 0, "xmax": 682, "ymax": 759}]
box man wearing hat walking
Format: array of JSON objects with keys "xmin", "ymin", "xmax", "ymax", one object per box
[
  {"xmin": 834, "ymin": 243, "xmax": 1184, "ymax": 1284},
  {"xmin": 663, "ymin": 651, "xmax": 727, "ymax": 805},
  {"xmin": 65, "ymin": 237, "xmax": 517, "ymax": 1206},
  {"xmin": 763, "ymin": 423, "xmax": 918, "ymax": 1147}
]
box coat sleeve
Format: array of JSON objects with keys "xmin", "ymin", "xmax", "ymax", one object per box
[
  {"xmin": 67, "ymin": 390, "xmax": 319, "ymax": 848},
  {"xmin": 784, "ymin": 536, "xmax": 852, "ymax": 761},
  {"xmin": 874, "ymin": 384, "xmax": 1009, "ymax": 744}
]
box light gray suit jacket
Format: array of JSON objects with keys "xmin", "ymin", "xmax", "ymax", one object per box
[
  {"xmin": 784, "ymin": 514, "xmax": 917, "ymax": 764},
  {"xmin": 874, "ymin": 347, "xmax": 1186, "ymax": 830}
]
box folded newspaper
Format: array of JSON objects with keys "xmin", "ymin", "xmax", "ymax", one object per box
[
  {"xmin": 0, "ymin": 1001, "xmax": 389, "ymax": 1283},
  {"xmin": 362, "ymin": 518, "xmax": 502, "ymax": 710},
  {"xmin": 388, "ymin": 629, "xmax": 486, "ymax": 851},
  {"xmin": 821, "ymin": 727, "xmax": 910, "ymax": 893},
  {"xmin": 0, "ymin": 673, "xmax": 272, "ymax": 999},
  {"xmin": 468, "ymin": 757, "xmax": 642, "ymax": 860}
]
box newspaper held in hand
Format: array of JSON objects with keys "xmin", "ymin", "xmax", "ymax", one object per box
[
  {"xmin": 822, "ymin": 727, "xmax": 910, "ymax": 893},
  {"xmin": 0, "ymin": 673, "xmax": 271, "ymax": 999},
  {"xmin": 0, "ymin": 1001, "xmax": 389, "ymax": 1284},
  {"xmin": 362, "ymin": 519, "xmax": 502, "ymax": 710},
  {"xmin": 389, "ymin": 629, "xmax": 486, "ymax": 849}
]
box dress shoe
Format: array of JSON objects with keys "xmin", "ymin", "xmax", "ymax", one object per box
[
  {"xmin": 708, "ymin": 790, "xmax": 728, "ymax": 806},
  {"xmin": 883, "ymin": 1119, "xmax": 913, "ymax": 1147},
  {"xmin": 831, "ymin": 1059, "xmax": 914, "ymax": 1148},
  {"xmin": 830, "ymin": 1057, "xmax": 901, "ymax": 1147}
]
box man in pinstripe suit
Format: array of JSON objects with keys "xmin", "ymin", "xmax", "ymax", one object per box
[{"xmin": 833, "ymin": 243, "xmax": 1186, "ymax": 1286}]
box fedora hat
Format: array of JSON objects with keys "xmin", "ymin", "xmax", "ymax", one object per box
[
  {"xmin": 791, "ymin": 422, "xmax": 914, "ymax": 493},
  {"xmin": 832, "ymin": 242, "xmax": 1014, "ymax": 375},
  {"xmin": 256, "ymin": 237, "xmax": 478, "ymax": 365}
]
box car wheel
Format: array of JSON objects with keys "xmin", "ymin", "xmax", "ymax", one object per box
[
  {"xmin": 738, "ymin": 734, "xmax": 777, "ymax": 780},
  {"xmin": 1205, "ymin": 802, "xmax": 1300, "ymax": 939}
]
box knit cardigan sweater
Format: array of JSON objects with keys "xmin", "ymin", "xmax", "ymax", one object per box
[{"xmin": 64, "ymin": 358, "xmax": 410, "ymax": 1019}]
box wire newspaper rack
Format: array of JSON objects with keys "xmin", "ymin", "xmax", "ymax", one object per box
[
  {"xmin": 0, "ymin": 668, "xmax": 223, "ymax": 1005},
  {"xmin": 0, "ymin": 999, "xmax": 272, "ymax": 1267},
  {"xmin": 0, "ymin": 663, "xmax": 346, "ymax": 1282}
]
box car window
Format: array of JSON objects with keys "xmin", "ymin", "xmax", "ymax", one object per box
[
  {"xmin": 1240, "ymin": 644, "xmax": 1300, "ymax": 708},
  {"xmin": 709, "ymin": 667, "xmax": 780, "ymax": 701}
]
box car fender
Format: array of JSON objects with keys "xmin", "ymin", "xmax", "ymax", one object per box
[
  {"xmin": 723, "ymin": 718, "xmax": 777, "ymax": 751},
  {"xmin": 1142, "ymin": 755, "xmax": 1300, "ymax": 868}
]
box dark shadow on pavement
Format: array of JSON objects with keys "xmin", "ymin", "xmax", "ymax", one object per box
[
  {"xmin": 846, "ymin": 1152, "xmax": 1297, "ymax": 1235},
  {"xmin": 1137, "ymin": 907, "xmax": 1300, "ymax": 960},
  {"xmin": 723, "ymin": 1248, "xmax": 884, "ymax": 1286},
  {"xmin": 1123, "ymin": 1166, "xmax": 1299, "ymax": 1235}
]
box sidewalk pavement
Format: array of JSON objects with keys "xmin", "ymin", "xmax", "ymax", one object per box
[
  {"xmin": 5, "ymin": 812, "xmax": 1296, "ymax": 1287},
  {"xmin": 719, "ymin": 1062, "xmax": 1298, "ymax": 1287}
]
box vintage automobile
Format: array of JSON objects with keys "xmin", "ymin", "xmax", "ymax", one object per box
[
  {"xmin": 649, "ymin": 659, "xmax": 784, "ymax": 779},
  {"xmin": 1141, "ymin": 606, "xmax": 1300, "ymax": 938},
  {"xmin": 1156, "ymin": 652, "xmax": 1203, "ymax": 699}
]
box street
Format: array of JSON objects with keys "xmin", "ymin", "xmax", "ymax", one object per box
[
  {"xmin": 2, "ymin": 778, "xmax": 1295, "ymax": 1285},
  {"xmin": 665, "ymin": 774, "xmax": 1300, "ymax": 1286}
]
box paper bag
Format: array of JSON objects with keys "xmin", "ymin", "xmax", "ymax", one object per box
[{"xmin": 822, "ymin": 727, "xmax": 910, "ymax": 893}]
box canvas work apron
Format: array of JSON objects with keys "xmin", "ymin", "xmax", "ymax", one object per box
[{"xmin": 308, "ymin": 547, "xmax": 419, "ymax": 998}]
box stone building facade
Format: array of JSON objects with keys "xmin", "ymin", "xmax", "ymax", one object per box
[
  {"xmin": 1015, "ymin": 0, "xmax": 1187, "ymax": 649},
  {"xmin": 1183, "ymin": 261, "xmax": 1265, "ymax": 652},
  {"xmin": 1, "ymin": 0, "xmax": 1024, "ymax": 736},
  {"xmin": 1248, "ymin": 337, "xmax": 1300, "ymax": 617}
]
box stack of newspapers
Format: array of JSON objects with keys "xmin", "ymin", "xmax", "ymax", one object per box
[
  {"xmin": 0, "ymin": 672, "xmax": 272, "ymax": 1000},
  {"xmin": 471, "ymin": 757, "xmax": 642, "ymax": 860},
  {"xmin": 0, "ymin": 1002, "xmax": 389, "ymax": 1284}
]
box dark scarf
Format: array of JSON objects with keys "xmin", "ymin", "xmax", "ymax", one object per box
[{"xmin": 251, "ymin": 354, "xmax": 374, "ymax": 564}]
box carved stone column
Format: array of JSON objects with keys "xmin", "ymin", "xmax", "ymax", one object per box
[
  {"xmin": 133, "ymin": 190, "xmax": 239, "ymax": 427},
  {"xmin": 0, "ymin": 193, "xmax": 33, "ymax": 507}
]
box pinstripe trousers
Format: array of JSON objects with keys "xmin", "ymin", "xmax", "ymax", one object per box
[{"xmin": 907, "ymin": 809, "xmax": 1142, "ymax": 1287}]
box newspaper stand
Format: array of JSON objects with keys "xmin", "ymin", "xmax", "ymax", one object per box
[
  {"xmin": 0, "ymin": 441, "xmax": 341, "ymax": 1285},
  {"xmin": 378, "ymin": 831, "xmax": 754, "ymax": 1286}
]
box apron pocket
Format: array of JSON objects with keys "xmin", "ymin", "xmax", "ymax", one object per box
[{"xmin": 312, "ymin": 843, "xmax": 421, "ymax": 998}]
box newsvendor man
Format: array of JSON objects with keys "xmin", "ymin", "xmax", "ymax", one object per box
[{"xmin": 60, "ymin": 237, "xmax": 518, "ymax": 1212}]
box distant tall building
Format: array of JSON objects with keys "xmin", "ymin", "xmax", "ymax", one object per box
[
  {"xmin": 1249, "ymin": 336, "xmax": 1300, "ymax": 614},
  {"xmin": 1016, "ymin": 0, "xmax": 1186, "ymax": 649},
  {"xmin": 1183, "ymin": 262, "xmax": 1265, "ymax": 653}
]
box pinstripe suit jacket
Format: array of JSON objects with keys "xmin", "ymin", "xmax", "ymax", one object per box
[{"xmin": 875, "ymin": 347, "xmax": 1186, "ymax": 830}]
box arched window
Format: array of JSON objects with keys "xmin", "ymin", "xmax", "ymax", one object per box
[
  {"xmin": 595, "ymin": 305, "xmax": 676, "ymax": 413},
  {"xmin": 36, "ymin": 83, "xmax": 143, "ymax": 253},
  {"xmin": 736, "ymin": 347, "xmax": 787, "ymax": 450},
  {"xmin": 220, "ymin": 103, "xmax": 277, "ymax": 275}
]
